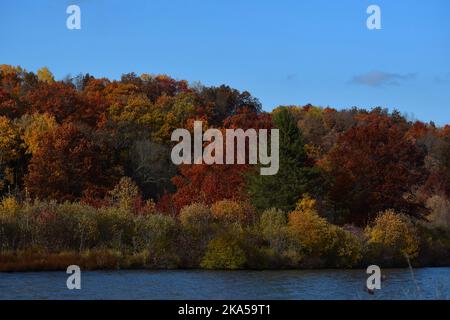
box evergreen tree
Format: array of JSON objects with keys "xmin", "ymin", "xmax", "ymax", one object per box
[{"xmin": 247, "ymin": 107, "xmax": 325, "ymax": 212}]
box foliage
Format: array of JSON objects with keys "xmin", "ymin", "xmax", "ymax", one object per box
[
  {"xmin": 25, "ymin": 123, "xmax": 121, "ymax": 201},
  {"xmin": 0, "ymin": 65, "xmax": 448, "ymax": 269},
  {"xmin": 324, "ymin": 112, "xmax": 427, "ymax": 224},
  {"xmin": 288, "ymin": 196, "xmax": 336, "ymax": 258},
  {"xmin": 365, "ymin": 210, "xmax": 420, "ymax": 264},
  {"xmin": 200, "ymin": 234, "xmax": 246, "ymax": 269},
  {"xmin": 17, "ymin": 113, "xmax": 58, "ymax": 155},
  {"xmin": 36, "ymin": 67, "xmax": 55, "ymax": 84},
  {"xmin": 179, "ymin": 202, "xmax": 212, "ymax": 230},
  {"xmin": 133, "ymin": 214, "xmax": 178, "ymax": 266},
  {"xmin": 108, "ymin": 176, "xmax": 140, "ymax": 211},
  {"xmin": 258, "ymin": 208, "xmax": 288, "ymax": 254},
  {"xmin": 247, "ymin": 107, "xmax": 326, "ymax": 212},
  {"xmin": 287, "ymin": 196, "xmax": 362, "ymax": 267},
  {"xmin": 425, "ymin": 195, "xmax": 450, "ymax": 230},
  {"xmin": 211, "ymin": 200, "xmax": 248, "ymax": 225}
]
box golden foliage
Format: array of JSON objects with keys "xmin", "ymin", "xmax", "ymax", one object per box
[{"xmin": 365, "ymin": 209, "xmax": 420, "ymax": 259}]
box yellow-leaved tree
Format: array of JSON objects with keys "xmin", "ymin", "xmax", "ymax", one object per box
[{"xmin": 365, "ymin": 209, "xmax": 419, "ymax": 264}]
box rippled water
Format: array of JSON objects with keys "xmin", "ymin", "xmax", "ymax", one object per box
[{"xmin": 0, "ymin": 268, "xmax": 449, "ymax": 300}]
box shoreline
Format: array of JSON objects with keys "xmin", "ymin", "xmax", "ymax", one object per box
[{"xmin": 1, "ymin": 250, "xmax": 449, "ymax": 273}]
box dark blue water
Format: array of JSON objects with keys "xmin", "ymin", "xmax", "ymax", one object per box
[{"xmin": 0, "ymin": 268, "xmax": 449, "ymax": 300}]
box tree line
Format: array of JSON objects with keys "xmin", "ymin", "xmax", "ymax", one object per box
[{"xmin": 0, "ymin": 65, "xmax": 449, "ymax": 270}]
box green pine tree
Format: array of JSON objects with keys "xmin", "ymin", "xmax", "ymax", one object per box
[{"xmin": 247, "ymin": 107, "xmax": 325, "ymax": 212}]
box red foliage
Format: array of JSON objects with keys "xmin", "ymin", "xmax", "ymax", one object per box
[
  {"xmin": 25, "ymin": 82, "xmax": 106, "ymax": 126},
  {"xmin": 0, "ymin": 88, "xmax": 22, "ymax": 118},
  {"xmin": 163, "ymin": 109, "xmax": 272, "ymax": 213},
  {"xmin": 168, "ymin": 164, "xmax": 249, "ymax": 213},
  {"xmin": 324, "ymin": 112, "xmax": 427, "ymax": 224},
  {"xmin": 25, "ymin": 123, "xmax": 121, "ymax": 202}
]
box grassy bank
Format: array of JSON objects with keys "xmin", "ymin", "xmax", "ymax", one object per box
[
  {"xmin": 1, "ymin": 196, "xmax": 450, "ymax": 272},
  {"xmin": 0, "ymin": 250, "xmax": 166, "ymax": 272}
]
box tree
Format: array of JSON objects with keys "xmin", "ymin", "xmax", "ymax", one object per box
[
  {"xmin": 324, "ymin": 112, "xmax": 427, "ymax": 225},
  {"xmin": 287, "ymin": 195, "xmax": 362, "ymax": 267},
  {"xmin": 365, "ymin": 210, "xmax": 420, "ymax": 263},
  {"xmin": 288, "ymin": 196, "xmax": 336, "ymax": 257},
  {"xmin": 25, "ymin": 82, "xmax": 83, "ymax": 123},
  {"xmin": 0, "ymin": 87, "xmax": 22, "ymax": 118},
  {"xmin": 197, "ymin": 85, "xmax": 262, "ymax": 126},
  {"xmin": 0, "ymin": 116, "xmax": 22, "ymax": 194},
  {"xmin": 247, "ymin": 107, "xmax": 326, "ymax": 212},
  {"xmin": 25, "ymin": 123, "xmax": 121, "ymax": 201},
  {"xmin": 36, "ymin": 67, "xmax": 55, "ymax": 84},
  {"xmin": 17, "ymin": 113, "xmax": 58, "ymax": 155},
  {"xmin": 165, "ymin": 108, "xmax": 271, "ymax": 213},
  {"xmin": 169, "ymin": 163, "xmax": 249, "ymax": 213}
]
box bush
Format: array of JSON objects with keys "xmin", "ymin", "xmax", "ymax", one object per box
[
  {"xmin": 415, "ymin": 225, "xmax": 450, "ymax": 266},
  {"xmin": 288, "ymin": 196, "xmax": 336, "ymax": 257},
  {"xmin": 96, "ymin": 206, "xmax": 134, "ymax": 250},
  {"xmin": 0, "ymin": 197, "xmax": 20, "ymax": 250},
  {"xmin": 365, "ymin": 210, "xmax": 420, "ymax": 264},
  {"xmin": 54, "ymin": 202, "xmax": 99, "ymax": 251},
  {"xmin": 211, "ymin": 200, "xmax": 247, "ymax": 225},
  {"xmin": 108, "ymin": 177, "xmax": 139, "ymax": 211},
  {"xmin": 133, "ymin": 214, "xmax": 176, "ymax": 252},
  {"xmin": 285, "ymin": 195, "xmax": 362, "ymax": 267},
  {"xmin": 200, "ymin": 234, "xmax": 246, "ymax": 269},
  {"xmin": 260, "ymin": 208, "xmax": 286, "ymax": 239},
  {"xmin": 178, "ymin": 203, "xmax": 215, "ymax": 267},
  {"xmin": 329, "ymin": 226, "xmax": 362, "ymax": 267},
  {"xmin": 179, "ymin": 203, "xmax": 212, "ymax": 230},
  {"xmin": 259, "ymin": 208, "xmax": 288, "ymax": 253},
  {"xmin": 426, "ymin": 195, "xmax": 450, "ymax": 230}
]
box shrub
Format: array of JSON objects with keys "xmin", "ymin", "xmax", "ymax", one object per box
[
  {"xmin": 0, "ymin": 197, "xmax": 20, "ymax": 250},
  {"xmin": 211, "ymin": 200, "xmax": 246, "ymax": 225},
  {"xmin": 426, "ymin": 195, "xmax": 450, "ymax": 230},
  {"xmin": 108, "ymin": 177, "xmax": 140, "ymax": 211},
  {"xmin": 178, "ymin": 203, "xmax": 215, "ymax": 267},
  {"xmin": 200, "ymin": 234, "xmax": 246, "ymax": 269},
  {"xmin": 0, "ymin": 196, "xmax": 19, "ymax": 213},
  {"xmin": 415, "ymin": 225, "xmax": 450, "ymax": 266},
  {"xmin": 54, "ymin": 202, "xmax": 99, "ymax": 251},
  {"xmin": 179, "ymin": 203, "xmax": 212, "ymax": 230},
  {"xmin": 260, "ymin": 208, "xmax": 286, "ymax": 239},
  {"xmin": 96, "ymin": 206, "xmax": 134, "ymax": 250},
  {"xmin": 287, "ymin": 196, "xmax": 336, "ymax": 257},
  {"xmin": 329, "ymin": 226, "xmax": 362, "ymax": 267},
  {"xmin": 365, "ymin": 209, "xmax": 420, "ymax": 264},
  {"xmin": 259, "ymin": 208, "xmax": 288, "ymax": 253},
  {"xmin": 133, "ymin": 214, "xmax": 177, "ymax": 255}
]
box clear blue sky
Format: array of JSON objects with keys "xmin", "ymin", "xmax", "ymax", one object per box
[{"xmin": 1, "ymin": 0, "xmax": 449, "ymax": 124}]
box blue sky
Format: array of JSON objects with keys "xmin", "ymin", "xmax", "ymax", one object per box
[{"xmin": 1, "ymin": 0, "xmax": 449, "ymax": 124}]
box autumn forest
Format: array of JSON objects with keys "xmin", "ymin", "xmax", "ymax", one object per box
[{"xmin": 0, "ymin": 65, "xmax": 449, "ymax": 271}]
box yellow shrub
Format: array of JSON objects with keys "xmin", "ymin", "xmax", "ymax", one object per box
[
  {"xmin": 0, "ymin": 197, "xmax": 19, "ymax": 217},
  {"xmin": 179, "ymin": 203, "xmax": 212, "ymax": 229},
  {"xmin": 200, "ymin": 234, "xmax": 246, "ymax": 269},
  {"xmin": 211, "ymin": 200, "xmax": 246, "ymax": 224},
  {"xmin": 288, "ymin": 195, "xmax": 335, "ymax": 256},
  {"xmin": 331, "ymin": 226, "xmax": 362, "ymax": 267},
  {"xmin": 365, "ymin": 210, "xmax": 420, "ymax": 259}
]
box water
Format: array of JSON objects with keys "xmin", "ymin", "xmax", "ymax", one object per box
[{"xmin": 0, "ymin": 268, "xmax": 449, "ymax": 300}]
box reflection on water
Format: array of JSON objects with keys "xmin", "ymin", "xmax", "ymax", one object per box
[{"xmin": 0, "ymin": 268, "xmax": 449, "ymax": 300}]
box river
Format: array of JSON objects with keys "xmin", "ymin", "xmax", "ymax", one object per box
[{"xmin": 0, "ymin": 268, "xmax": 449, "ymax": 300}]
